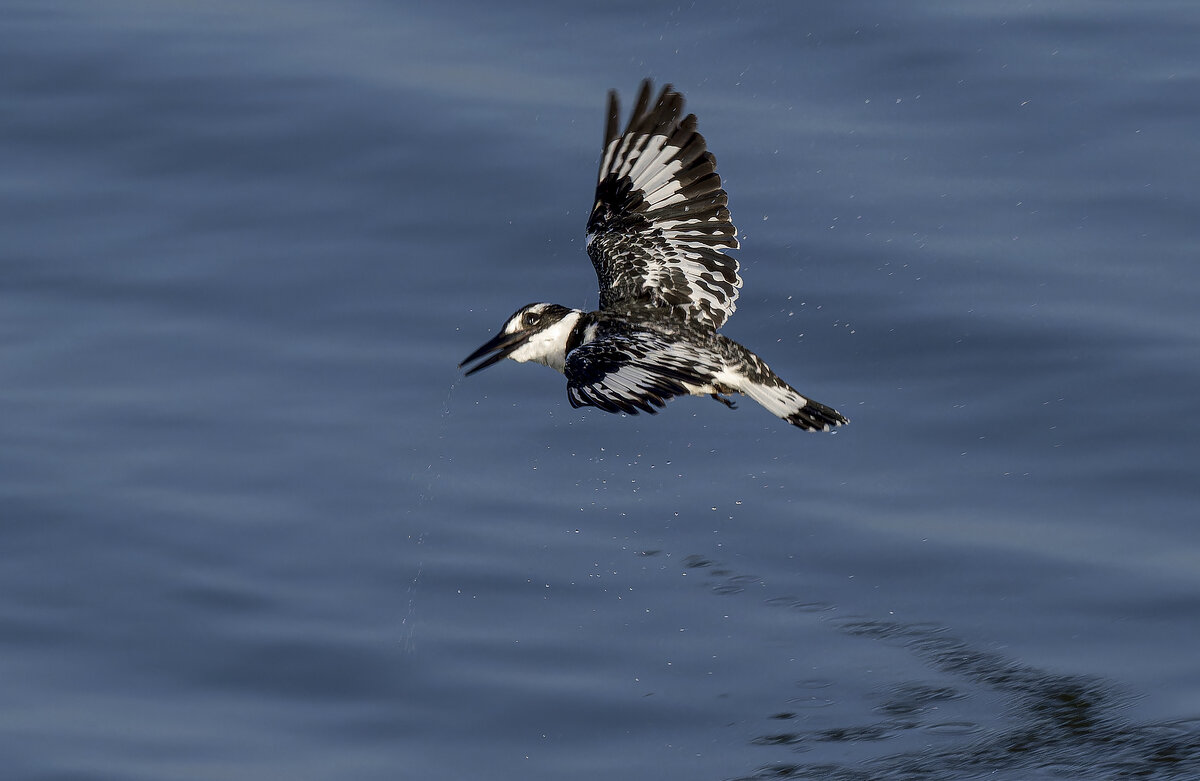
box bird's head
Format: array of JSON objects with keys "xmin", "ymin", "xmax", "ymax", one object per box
[{"xmin": 460, "ymin": 303, "xmax": 582, "ymax": 376}]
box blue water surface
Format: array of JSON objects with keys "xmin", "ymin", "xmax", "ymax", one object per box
[{"xmin": 3, "ymin": 2, "xmax": 1199, "ymax": 779}]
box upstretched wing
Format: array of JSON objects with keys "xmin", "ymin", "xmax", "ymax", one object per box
[
  {"xmin": 564, "ymin": 329, "xmax": 718, "ymax": 415},
  {"xmin": 585, "ymin": 80, "xmax": 741, "ymax": 330}
]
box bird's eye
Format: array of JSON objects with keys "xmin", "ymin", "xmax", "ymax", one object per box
[{"xmin": 523, "ymin": 312, "xmax": 540, "ymax": 327}]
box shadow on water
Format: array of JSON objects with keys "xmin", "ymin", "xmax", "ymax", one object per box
[{"xmin": 667, "ymin": 553, "xmax": 1200, "ymax": 781}]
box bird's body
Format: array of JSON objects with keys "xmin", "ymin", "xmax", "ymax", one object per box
[{"xmin": 461, "ymin": 80, "xmax": 848, "ymax": 432}]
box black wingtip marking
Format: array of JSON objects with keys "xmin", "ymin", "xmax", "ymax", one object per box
[
  {"xmin": 626, "ymin": 80, "xmax": 654, "ymax": 136},
  {"xmin": 604, "ymin": 89, "xmax": 620, "ymax": 147}
]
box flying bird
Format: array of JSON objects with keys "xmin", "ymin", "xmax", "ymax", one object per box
[{"xmin": 460, "ymin": 80, "xmax": 848, "ymax": 432}]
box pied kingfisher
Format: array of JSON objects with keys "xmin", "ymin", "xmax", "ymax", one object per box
[{"xmin": 460, "ymin": 80, "xmax": 848, "ymax": 432}]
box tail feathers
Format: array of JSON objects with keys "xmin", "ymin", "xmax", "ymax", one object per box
[{"xmin": 742, "ymin": 381, "xmax": 848, "ymax": 432}]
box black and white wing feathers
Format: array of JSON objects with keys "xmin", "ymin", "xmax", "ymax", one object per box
[
  {"xmin": 585, "ymin": 81, "xmax": 741, "ymax": 330},
  {"xmin": 564, "ymin": 329, "xmax": 717, "ymax": 415}
]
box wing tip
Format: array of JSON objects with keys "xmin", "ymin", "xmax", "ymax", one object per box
[{"xmin": 604, "ymin": 89, "xmax": 620, "ymax": 147}]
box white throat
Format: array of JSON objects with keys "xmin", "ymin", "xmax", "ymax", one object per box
[{"xmin": 508, "ymin": 311, "xmax": 582, "ymax": 374}]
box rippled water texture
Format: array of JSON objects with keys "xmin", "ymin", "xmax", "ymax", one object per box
[{"xmin": 3, "ymin": 2, "xmax": 1199, "ymax": 779}]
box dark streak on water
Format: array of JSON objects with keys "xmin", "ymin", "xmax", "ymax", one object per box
[{"xmin": 677, "ymin": 553, "xmax": 1200, "ymax": 780}]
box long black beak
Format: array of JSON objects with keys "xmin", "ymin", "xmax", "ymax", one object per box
[{"xmin": 459, "ymin": 331, "xmax": 529, "ymax": 376}]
